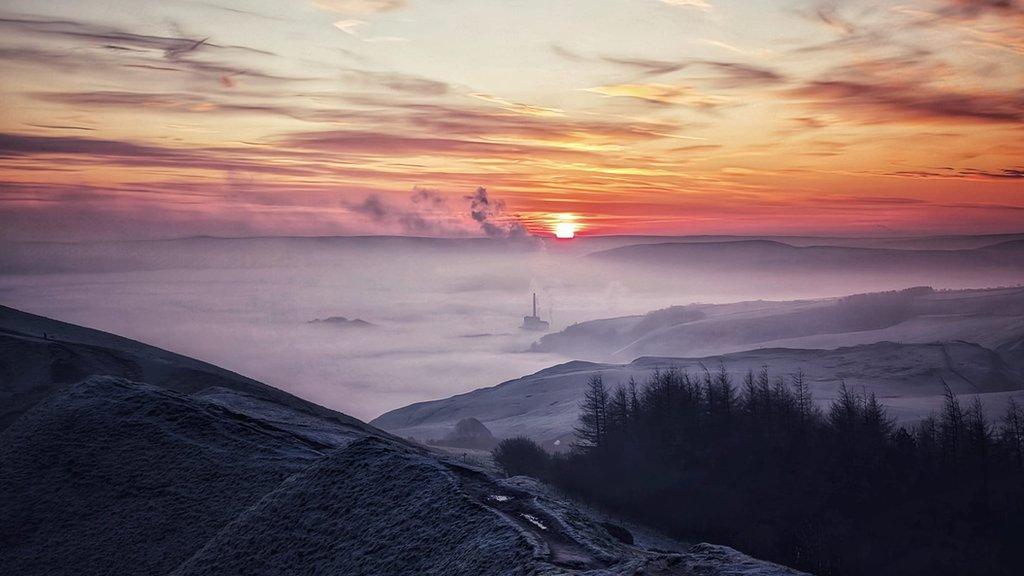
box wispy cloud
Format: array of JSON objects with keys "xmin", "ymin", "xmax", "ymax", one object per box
[
  {"xmin": 468, "ymin": 93, "xmax": 563, "ymax": 117},
  {"xmin": 333, "ymin": 19, "xmax": 367, "ymax": 34},
  {"xmin": 813, "ymin": 2, "xmax": 856, "ymax": 34},
  {"xmin": 659, "ymin": 0, "xmax": 711, "ymax": 11},
  {"xmin": 1, "ymin": 2, "xmax": 1021, "ymax": 239},
  {"xmin": 312, "ymin": 0, "xmax": 408, "ymax": 15},
  {"xmin": 550, "ymin": 46, "xmax": 786, "ymax": 88},
  {"xmin": 937, "ymin": 0, "xmax": 1024, "ymax": 21},
  {"xmin": 789, "ymin": 76, "xmax": 1023, "ymax": 124},
  {"xmin": 585, "ymin": 83, "xmax": 723, "ymax": 109}
]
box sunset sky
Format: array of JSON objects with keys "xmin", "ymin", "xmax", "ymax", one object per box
[{"xmin": 0, "ymin": 0, "xmax": 1021, "ymax": 240}]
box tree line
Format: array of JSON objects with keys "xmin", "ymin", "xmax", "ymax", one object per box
[{"xmin": 492, "ymin": 367, "xmax": 1024, "ymax": 576}]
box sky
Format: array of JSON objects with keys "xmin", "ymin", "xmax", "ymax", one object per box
[{"xmin": 0, "ymin": 0, "xmax": 1021, "ymax": 241}]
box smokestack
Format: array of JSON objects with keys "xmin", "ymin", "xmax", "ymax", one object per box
[{"xmin": 533, "ymin": 292, "xmax": 537, "ymax": 317}]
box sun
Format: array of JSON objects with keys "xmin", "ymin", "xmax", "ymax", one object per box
[
  {"xmin": 554, "ymin": 222, "xmax": 576, "ymax": 239},
  {"xmin": 553, "ymin": 214, "xmax": 577, "ymax": 239}
]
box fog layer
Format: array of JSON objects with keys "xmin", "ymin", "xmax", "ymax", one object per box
[{"xmin": 2, "ymin": 234, "xmax": 1022, "ymax": 419}]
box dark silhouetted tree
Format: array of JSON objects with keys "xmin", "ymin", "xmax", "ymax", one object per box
[
  {"xmin": 1000, "ymin": 398, "xmax": 1024, "ymax": 473},
  {"xmin": 574, "ymin": 375, "xmax": 608, "ymax": 452},
  {"xmin": 492, "ymin": 436, "xmax": 550, "ymax": 478}
]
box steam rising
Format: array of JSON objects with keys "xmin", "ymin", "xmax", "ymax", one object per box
[{"xmin": 467, "ymin": 187, "xmax": 531, "ymax": 239}]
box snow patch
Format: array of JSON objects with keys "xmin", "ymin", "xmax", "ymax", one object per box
[{"xmin": 520, "ymin": 513, "xmax": 547, "ymax": 531}]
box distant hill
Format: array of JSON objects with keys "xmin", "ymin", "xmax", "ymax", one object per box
[
  {"xmin": 309, "ymin": 316, "xmax": 375, "ymax": 328},
  {"xmin": 531, "ymin": 286, "xmax": 1024, "ymax": 362},
  {"xmin": 570, "ymin": 232, "xmax": 1024, "ymax": 252},
  {"xmin": 3, "ymin": 232, "xmax": 1022, "ymax": 274},
  {"xmin": 589, "ymin": 238, "xmax": 1024, "ymax": 273},
  {"xmin": 373, "ymin": 340, "xmax": 1024, "ymax": 449},
  {"xmin": 981, "ymin": 238, "xmax": 1024, "ymax": 252}
]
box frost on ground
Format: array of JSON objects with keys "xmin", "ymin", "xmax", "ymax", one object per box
[
  {"xmin": 0, "ymin": 378, "xmax": 321, "ymax": 576},
  {"xmin": 0, "ymin": 376, "xmax": 809, "ymax": 576},
  {"xmin": 172, "ymin": 436, "xmax": 536, "ymax": 576},
  {"xmin": 0, "ymin": 305, "xmax": 811, "ymax": 575},
  {"xmin": 375, "ymin": 341, "xmax": 1024, "ymax": 448}
]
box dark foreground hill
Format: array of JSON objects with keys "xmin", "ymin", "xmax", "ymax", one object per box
[
  {"xmin": 0, "ymin": 304, "xmax": 378, "ymax": 433},
  {"xmin": 0, "ymin": 305, "xmax": 805, "ymax": 576}
]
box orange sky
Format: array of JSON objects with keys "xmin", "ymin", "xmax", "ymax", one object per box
[{"xmin": 0, "ymin": 0, "xmax": 1021, "ymax": 240}]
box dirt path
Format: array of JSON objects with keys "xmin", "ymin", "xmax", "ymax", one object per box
[{"xmin": 445, "ymin": 463, "xmax": 613, "ymax": 571}]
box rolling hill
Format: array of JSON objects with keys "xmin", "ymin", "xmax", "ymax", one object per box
[
  {"xmin": 588, "ymin": 239, "xmax": 1024, "ymax": 274},
  {"xmin": 531, "ymin": 286, "xmax": 1024, "ymax": 362},
  {"xmin": 374, "ymin": 340, "xmax": 1024, "ymax": 449},
  {"xmin": 0, "ymin": 305, "xmax": 805, "ymax": 576}
]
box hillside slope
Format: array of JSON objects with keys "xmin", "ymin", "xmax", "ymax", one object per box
[
  {"xmin": 531, "ymin": 287, "xmax": 1024, "ymax": 362},
  {"xmin": 0, "ymin": 306, "xmax": 806, "ymax": 576},
  {"xmin": 0, "ymin": 304, "xmax": 377, "ymax": 433},
  {"xmin": 374, "ymin": 341, "xmax": 1024, "ymax": 448}
]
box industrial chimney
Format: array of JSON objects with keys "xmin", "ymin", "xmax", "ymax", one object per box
[{"xmin": 522, "ymin": 292, "xmax": 550, "ymax": 332}]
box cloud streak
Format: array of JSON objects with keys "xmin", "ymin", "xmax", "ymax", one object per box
[
  {"xmin": 312, "ymin": 0, "xmax": 407, "ymax": 15},
  {"xmin": 0, "ymin": 2, "xmax": 1021, "ymax": 240}
]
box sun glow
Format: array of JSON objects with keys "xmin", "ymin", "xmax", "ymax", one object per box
[{"xmin": 554, "ymin": 214, "xmax": 577, "ymax": 239}]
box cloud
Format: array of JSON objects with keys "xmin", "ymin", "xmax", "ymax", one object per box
[
  {"xmin": 659, "ymin": 0, "xmax": 711, "ymax": 10},
  {"xmin": 813, "ymin": 2, "xmax": 856, "ymax": 34},
  {"xmin": 599, "ymin": 55, "xmax": 688, "ymax": 76},
  {"xmin": 961, "ymin": 167, "xmax": 1023, "ymax": 179},
  {"xmin": 361, "ymin": 36, "xmax": 409, "ymax": 43},
  {"xmin": 468, "ymin": 93, "xmax": 563, "ymax": 117},
  {"xmin": 281, "ymin": 130, "xmax": 522, "ymax": 157},
  {"xmin": 350, "ymin": 194, "xmax": 389, "ymax": 220},
  {"xmin": 410, "ymin": 186, "xmax": 447, "ymax": 207},
  {"xmin": 789, "ymin": 79, "xmax": 1024, "ymax": 124},
  {"xmin": 585, "ymin": 83, "xmax": 723, "ymax": 109},
  {"xmin": 800, "ymin": 1, "xmax": 1024, "ymax": 55},
  {"xmin": 0, "ymin": 17, "xmax": 272, "ymax": 60},
  {"xmin": 0, "ymin": 17, "xmax": 296, "ymax": 88},
  {"xmin": 698, "ymin": 61, "xmax": 786, "ymax": 87},
  {"xmin": 347, "ymin": 191, "xmax": 466, "ymax": 236},
  {"xmin": 331, "ymin": 17, "xmax": 407, "ymax": 43},
  {"xmin": 873, "ymin": 166, "xmax": 1023, "ymax": 180},
  {"xmin": 550, "ymin": 47, "xmax": 786, "ymax": 89},
  {"xmin": 4, "ymin": 3, "xmax": 1019, "ymax": 241},
  {"xmin": 939, "ymin": 0, "xmax": 1024, "ymax": 20},
  {"xmin": 36, "ymin": 90, "xmax": 310, "ymax": 119},
  {"xmin": 342, "ymin": 69, "xmax": 449, "ymax": 95},
  {"xmin": 0, "ymin": 132, "xmax": 184, "ymax": 158},
  {"xmin": 312, "ymin": 0, "xmax": 407, "ymax": 15},
  {"xmin": 0, "ymin": 132, "xmax": 323, "ymax": 177},
  {"xmin": 549, "ymin": 44, "xmax": 587, "ymax": 62},
  {"xmin": 333, "ymin": 19, "xmax": 367, "ymax": 34},
  {"xmin": 779, "ymin": 8, "xmax": 1024, "ymax": 126},
  {"xmin": 344, "ymin": 187, "xmax": 535, "ymax": 237}
]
